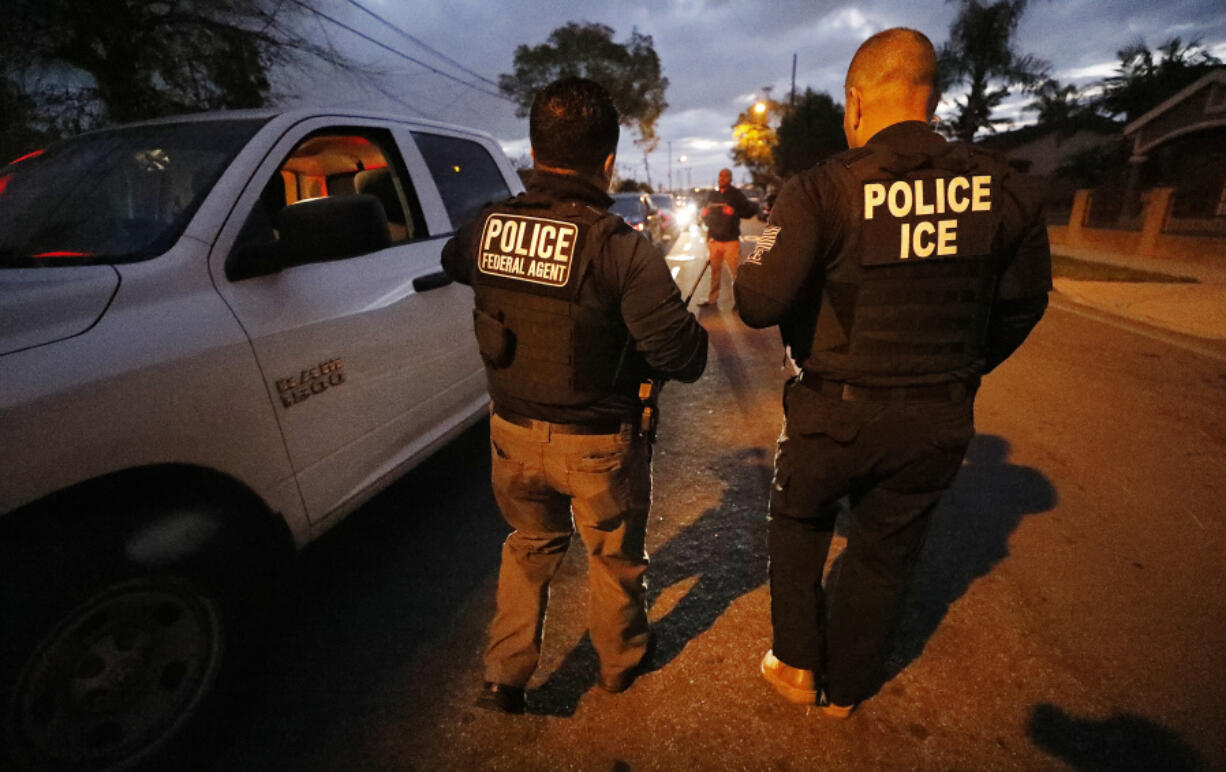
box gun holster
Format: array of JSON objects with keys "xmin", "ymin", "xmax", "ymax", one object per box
[
  {"xmin": 638, "ymin": 379, "xmax": 659, "ymax": 443},
  {"xmin": 473, "ymin": 307, "xmax": 513, "ymax": 368}
]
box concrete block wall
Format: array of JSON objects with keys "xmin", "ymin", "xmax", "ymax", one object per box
[{"xmin": 1048, "ymin": 188, "xmax": 1226, "ymax": 261}]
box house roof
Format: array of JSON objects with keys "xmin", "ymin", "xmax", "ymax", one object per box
[
  {"xmin": 1124, "ymin": 68, "xmax": 1226, "ymax": 136},
  {"xmin": 975, "ymin": 113, "xmax": 1121, "ymax": 154}
]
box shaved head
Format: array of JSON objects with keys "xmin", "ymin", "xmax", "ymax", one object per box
[
  {"xmin": 845, "ymin": 27, "xmax": 937, "ymax": 94},
  {"xmin": 842, "ymin": 27, "xmax": 939, "ymax": 147}
]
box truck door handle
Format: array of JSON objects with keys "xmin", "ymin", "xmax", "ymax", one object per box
[{"xmin": 413, "ymin": 270, "xmax": 453, "ymax": 292}]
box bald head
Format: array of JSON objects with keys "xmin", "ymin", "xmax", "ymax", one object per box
[
  {"xmin": 842, "ymin": 28, "xmax": 939, "ymax": 147},
  {"xmin": 845, "ymin": 28, "xmax": 937, "ymax": 94}
]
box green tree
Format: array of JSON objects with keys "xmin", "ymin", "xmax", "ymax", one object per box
[
  {"xmin": 0, "ymin": 78, "xmax": 52, "ymax": 163},
  {"xmin": 1025, "ymin": 78, "xmax": 1080, "ymax": 127},
  {"xmin": 0, "ymin": 0, "xmax": 353, "ymax": 158},
  {"xmin": 1097, "ymin": 37, "xmax": 1223, "ymax": 122},
  {"xmin": 772, "ymin": 88, "xmax": 846, "ymax": 177},
  {"xmin": 613, "ymin": 178, "xmax": 652, "ymax": 193},
  {"xmin": 1023, "ymin": 77, "xmax": 1121, "ymax": 137},
  {"xmin": 499, "ymin": 22, "xmax": 669, "ymax": 152},
  {"xmin": 937, "ymin": 0, "xmax": 1047, "ymax": 142},
  {"xmin": 730, "ymin": 97, "xmax": 782, "ymax": 187}
]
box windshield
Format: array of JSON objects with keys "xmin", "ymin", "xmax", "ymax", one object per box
[
  {"xmin": 609, "ymin": 195, "xmax": 643, "ymax": 219},
  {"xmin": 651, "ymin": 194, "xmax": 673, "ymax": 211},
  {"xmin": 0, "ymin": 118, "xmax": 267, "ymax": 267}
]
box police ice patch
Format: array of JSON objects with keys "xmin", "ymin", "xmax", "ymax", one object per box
[
  {"xmin": 478, "ymin": 213, "xmax": 578, "ymax": 287},
  {"xmin": 746, "ymin": 225, "xmax": 780, "ymax": 265},
  {"xmin": 860, "ymin": 176, "xmax": 994, "ymax": 265}
]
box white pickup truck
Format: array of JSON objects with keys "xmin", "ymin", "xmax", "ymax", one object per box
[{"xmin": 0, "ymin": 108, "xmax": 520, "ymax": 771}]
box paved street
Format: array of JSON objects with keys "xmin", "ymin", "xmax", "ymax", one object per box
[{"xmin": 211, "ymin": 223, "xmax": 1226, "ymax": 770}]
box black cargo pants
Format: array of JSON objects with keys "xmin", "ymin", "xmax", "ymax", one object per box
[{"xmin": 768, "ymin": 376, "xmax": 975, "ymax": 706}]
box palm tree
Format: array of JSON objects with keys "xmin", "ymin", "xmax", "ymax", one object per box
[
  {"xmin": 1097, "ymin": 37, "xmax": 1222, "ymax": 122},
  {"xmin": 937, "ymin": 0, "xmax": 1048, "ymax": 142}
]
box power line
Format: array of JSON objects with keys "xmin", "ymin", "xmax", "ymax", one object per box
[
  {"xmin": 286, "ymin": 0, "xmax": 511, "ymax": 103},
  {"xmin": 342, "ymin": 0, "xmax": 502, "ymax": 90}
]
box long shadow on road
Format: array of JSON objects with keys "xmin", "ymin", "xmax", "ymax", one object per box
[
  {"xmin": 1028, "ymin": 703, "xmax": 1207, "ymax": 770},
  {"xmin": 886, "ymin": 433, "xmax": 1057, "ymax": 679},
  {"xmin": 528, "ymin": 446, "xmax": 772, "ymax": 716}
]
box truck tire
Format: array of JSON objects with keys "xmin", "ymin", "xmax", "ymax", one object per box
[{"xmin": 1, "ymin": 513, "xmax": 262, "ymax": 771}]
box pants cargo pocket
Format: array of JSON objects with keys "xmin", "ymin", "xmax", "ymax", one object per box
[
  {"xmin": 490, "ymin": 436, "xmax": 529, "ymax": 497},
  {"xmin": 567, "ymin": 436, "xmax": 642, "ymax": 529}
]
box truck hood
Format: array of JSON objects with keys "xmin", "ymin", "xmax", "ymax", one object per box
[{"xmin": 0, "ymin": 266, "xmax": 120, "ymax": 356}]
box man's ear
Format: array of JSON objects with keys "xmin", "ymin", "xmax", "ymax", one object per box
[
  {"xmin": 603, "ymin": 153, "xmax": 616, "ymax": 177},
  {"xmin": 846, "ymin": 87, "xmax": 863, "ymax": 131}
]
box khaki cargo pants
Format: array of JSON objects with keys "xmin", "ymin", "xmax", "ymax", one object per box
[
  {"xmin": 484, "ymin": 411, "xmax": 653, "ymax": 688},
  {"xmin": 706, "ymin": 238, "xmax": 741, "ymax": 304}
]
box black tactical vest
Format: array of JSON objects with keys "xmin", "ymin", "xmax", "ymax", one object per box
[
  {"xmin": 798, "ymin": 140, "xmax": 1007, "ymax": 385},
  {"xmin": 470, "ymin": 191, "xmax": 636, "ymax": 406}
]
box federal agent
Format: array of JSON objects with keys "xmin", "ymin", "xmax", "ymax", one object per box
[
  {"xmin": 735, "ymin": 28, "xmax": 1051, "ymax": 717},
  {"xmin": 442, "ymin": 77, "xmax": 708, "ymax": 714}
]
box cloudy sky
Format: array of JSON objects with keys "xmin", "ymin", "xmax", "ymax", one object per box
[{"xmin": 283, "ymin": 0, "xmax": 1226, "ymax": 187}]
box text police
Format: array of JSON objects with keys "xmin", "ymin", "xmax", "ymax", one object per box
[
  {"xmin": 479, "ymin": 213, "xmax": 578, "ymax": 286},
  {"xmin": 863, "ymin": 174, "xmax": 992, "ymax": 261}
]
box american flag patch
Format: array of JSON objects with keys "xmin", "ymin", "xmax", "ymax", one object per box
[{"xmin": 746, "ymin": 225, "xmax": 780, "ymax": 265}]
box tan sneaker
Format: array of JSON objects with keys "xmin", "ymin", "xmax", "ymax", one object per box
[
  {"xmin": 818, "ymin": 690, "xmax": 855, "ymax": 720},
  {"xmin": 759, "ymin": 650, "xmax": 817, "ymax": 704}
]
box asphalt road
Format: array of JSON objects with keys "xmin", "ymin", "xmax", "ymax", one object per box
[{"xmin": 211, "ymin": 222, "xmax": 1226, "ymax": 770}]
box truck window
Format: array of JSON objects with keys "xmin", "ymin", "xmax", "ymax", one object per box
[
  {"xmin": 231, "ymin": 128, "xmax": 427, "ymax": 271},
  {"xmin": 0, "ymin": 118, "xmax": 267, "ymax": 267},
  {"xmin": 411, "ymin": 132, "xmax": 510, "ymax": 231}
]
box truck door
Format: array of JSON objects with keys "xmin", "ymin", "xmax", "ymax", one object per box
[{"xmin": 208, "ymin": 118, "xmax": 503, "ymax": 524}]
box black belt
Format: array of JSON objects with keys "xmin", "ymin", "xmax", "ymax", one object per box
[
  {"xmin": 799, "ymin": 375, "xmax": 971, "ymax": 403},
  {"xmin": 492, "ymin": 406, "xmax": 631, "ymax": 435}
]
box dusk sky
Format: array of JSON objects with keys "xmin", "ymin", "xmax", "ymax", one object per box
[{"xmin": 283, "ymin": 0, "xmax": 1226, "ymax": 188}]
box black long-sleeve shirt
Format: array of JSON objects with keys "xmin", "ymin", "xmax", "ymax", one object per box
[
  {"xmin": 442, "ymin": 171, "xmax": 708, "ymax": 422},
  {"xmin": 702, "ymin": 185, "xmax": 757, "ymax": 242}
]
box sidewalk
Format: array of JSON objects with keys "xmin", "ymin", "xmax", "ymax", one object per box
[{"xmin": 1049, "ymin": 244, "xmax": 1226, "ymax": 341}]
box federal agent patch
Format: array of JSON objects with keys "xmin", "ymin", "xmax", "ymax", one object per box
[
  {"xmin": 746, "ymin": 225, "xmax": 781, "ymax": 265},
  {"xmin": 478, "ymin": 213, "xmax": 578, "ymax": 287}
]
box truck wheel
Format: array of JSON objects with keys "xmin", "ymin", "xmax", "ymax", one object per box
[{"xmin": 2, "ymin": 538, "xmax": 257, "ymax": 771}]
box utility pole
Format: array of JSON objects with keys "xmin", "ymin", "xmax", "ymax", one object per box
[
  {"xmin": 667, "ymin": 141, "xmax": 672, "ymax": 193},
  {"xmin": 790, "ymin": 53, "xmax": 797, "ymax": 109}
]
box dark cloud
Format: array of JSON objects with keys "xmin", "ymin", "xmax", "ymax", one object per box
[{"xmin": 281, "ymin": 0, "xmax": 1226, "ymax": 184}]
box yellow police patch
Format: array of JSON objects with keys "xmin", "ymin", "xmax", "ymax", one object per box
[
  {"xmin": 861, "ymin": 175, "xmax": 994, "ymax": 265},
  {"xmin": 478, "ymin": 213, "xmax": 578, "ymax": 287}
]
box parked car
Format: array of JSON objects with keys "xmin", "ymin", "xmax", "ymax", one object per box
[
  {"xmin": 649, "ymin": 193, "xmax": 684, "ymax": 243},
  {"xmin": 0, "ymin": 107, "xmax": 522, "ymax": 771},
  {"xmin": 609, "ymin": 191, "xmax": 665, "ymax": 246}
]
